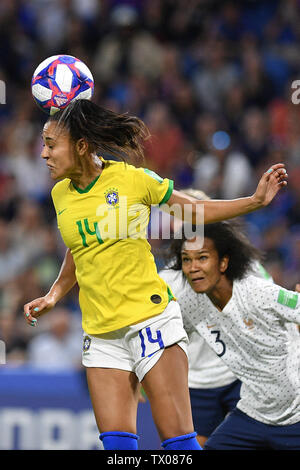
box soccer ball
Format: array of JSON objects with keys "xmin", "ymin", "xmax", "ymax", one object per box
[{"xmin": 31, "ymin": 54, "xmax": 94, "ymax": 115}]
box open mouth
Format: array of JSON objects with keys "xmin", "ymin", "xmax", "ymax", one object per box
[{"xmin": 191, "ymin": 277, "xmax": 205, "ymax": 283}]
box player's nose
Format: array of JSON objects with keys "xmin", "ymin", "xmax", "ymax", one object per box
[
  {"xmin": 41, "ymin": 146, "xmax": 49, "ymax": 159},
  {"xmin": 190, "ymin": 259, "xmax": 201, "ymax": 272}
]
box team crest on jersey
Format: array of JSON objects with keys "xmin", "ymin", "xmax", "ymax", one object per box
[
  {"xmin": 243, "ymin": 317, "xmax": 255, "ymax": 330},
  {"xmin": 104, "ymin": 188, "xmax": 119, "ymax": 207},
  {"xmin": 83, "ymin": 336, "xmax": 91, "ymax": 352}
]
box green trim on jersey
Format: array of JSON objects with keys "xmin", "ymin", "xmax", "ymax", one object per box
[
  {"xmin": 72, "ymin": 174, "xmax": 101, "ymax": 194},
  {"xmin": 258, "ymin": 263, "xmax": 272, "ymax": 280},
  {"xmin": 167, "ymin": 286, "xmax": 175, "ymax": 303},
  {"xmin": 144, "ymin": 168, "xmax": 164, "ymax": 183},
  {"xmin": 159, "ymin": 179, "xmax": 174, "ymax": 206}
]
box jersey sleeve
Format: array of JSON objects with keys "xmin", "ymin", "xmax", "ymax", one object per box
[
  {"xmin": 250, "ymin": 276, "xmax": 300, "ymax": 324},
  {"xmin": 134, "ymin": 167, "xmax": 174, "ymax": 206}
]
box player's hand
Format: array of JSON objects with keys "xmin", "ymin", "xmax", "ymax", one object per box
[
  {"xmin": 23, "ymin": 295, "xmax": 56, "ymax": 327},
  {"xmin": 252, "ymin": 163, "xmax": 288, "ymax": 207},
  {"xmin": 295, "ymin": 284, "xmax": 300, "ymax": 293}
]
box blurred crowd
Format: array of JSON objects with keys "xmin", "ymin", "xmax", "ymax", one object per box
[{"xmin": 1, "ymin": 0, "xmax": 300, "ymax": 367}]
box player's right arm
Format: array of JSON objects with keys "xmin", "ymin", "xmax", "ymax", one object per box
[{"xmin": 23, "ymin": 248, "xmax": 77, "ymax": 326}]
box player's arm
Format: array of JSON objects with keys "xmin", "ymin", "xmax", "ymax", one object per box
[
  {"xmin": 23, "ymin": 248, "xmax": 77, "ymax": 326},
  {"xmin": 165, "ymin": 163, "xmax": 287, "ymax": 224}
]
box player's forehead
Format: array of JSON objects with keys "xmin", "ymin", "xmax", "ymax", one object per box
[
  {"xmin": 181, "ymin": 236, "xmax": 215, "ymax": 254},
  {"xmin": 42, "ymin": 120, "xmax": 69, "ymax": 141}
]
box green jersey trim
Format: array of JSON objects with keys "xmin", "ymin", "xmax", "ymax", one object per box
[
  {"xmin": 167, "ymin": 286, "xmax": 175, "ymax": 303},
  {"xmin": 159, "ymin": 180, "xmax": 174, "ymax": 206},
  {"xmin": 144, "ymin": 168, "xmax": 164, "ymax": 183},
  {"xmin": 258, "ymin": 263, "xmax": 272, "ymax": 280},
  {"xmin": 72, "ymin": 174, "xmax": 101, "ymax": 194}
]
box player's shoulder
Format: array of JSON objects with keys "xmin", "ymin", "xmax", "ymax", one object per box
[
  {"xmin": 159, "ymin": 268, "xmax": 181, "ymax": 283},
  {"xmin": 236, "ymin": 274, "xmax": 267, "ymax": 290},
  {"xmin": 51, "ymin": 178, "xmax": 71, "ymax": 198},
  {"xmin": 102, "ymin": 159, "xmax": 144, "ymax": 187},
  {"xmin": 104, "ymin": 158, "xmax": 138, "ymax": 175},
  {"xmin": 234, "ymin": 275, "xmax": 276, "ymax": 304},
  {"xmin": 159, "ymin": 268, "xmax": 186, "ymax": 297}
]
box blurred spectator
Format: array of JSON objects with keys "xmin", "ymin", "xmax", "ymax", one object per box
[
  {"xmin": 93, "ymin": 4, "xmax": 163, "ymax": 86},
  {"xmin": 0, "ymin": 218, "xmax": 27, "ymax": 287},
  {"xmin": 27, "ymin": 307, "xmax": 82, "ymax": 370},
  {"xmin": 222, "ymin": 83, "xmax": 246, "ymax": 137},
  {"xmin": 240, "ymin": 46, "xmax": 275, "ymax": 108},
  {"xmin": 0, "ymin": 310, "xmax": 29, "ymax": 364},
  {"xmin": 10, "ymin": 199, "xmax": 48, "ymax": 264},
  {"xmin": 192, "ymin": 113, "xmax": 253, "ymax": 199},
  {"xmin": 239, "ymin": 108, "xmax": 270, "ymax": 168},
  {"xmin": 5, "ymin": 137, "xmax": 50, "ymax": 203},
  {"xmin": 192, "ymin": 38, "xmax": 240, "ymax": 112},
  {"xmin": 193, "ymin": 143, "xmax": 253, "ymax": 200},
  {"xmin": 169, "ymin": 80, "xmax": 199, "ymax": 139},
  {"xmin": 143, "ymin": 102, "xmax": 185, "ymax": 179},
  {"xmin": 32, "ymin": 228, "xmax": 63, "ymax": 291},
  {"xmin": 0, "ymin": 173, "xmax": 20, "ymax": 222}
]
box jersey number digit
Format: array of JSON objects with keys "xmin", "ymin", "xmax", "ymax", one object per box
[
  {"xmin": 211, "ymin": 330, "xmax": 226, "ymax": 357},
  {"xmin": 76, "ymin": 218, "xmax": 104, "ymax": 247},
  {"xmin": 139, "ymin": 327, "xmax": 164, "ymax": 358}
]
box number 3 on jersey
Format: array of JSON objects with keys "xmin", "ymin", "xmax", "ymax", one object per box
[
  {"xmin": 211, "ymin": 330, "xmax": 226, "ymax": 357},
  {"xmin": 139, "ymin": 327, "xmax": 165, "ymax": 358}
]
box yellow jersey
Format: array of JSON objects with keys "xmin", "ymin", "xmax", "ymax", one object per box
[{"xmin": 51, "ymin": 159, "xmax": 174, "ymax": 334}]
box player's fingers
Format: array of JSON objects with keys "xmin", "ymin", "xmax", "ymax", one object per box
[
  {"xmin": 265, "ymin": 163, "xmax": 285, "ymax": 172},
  {"xmin": 24, "ymin": 303, "xmax": 41, "ymax": 327},
  {"xmin": 295, "ymin": 283, "xmax": 300, "ymax": 293},
  {"xmin": 265, "ymin": 167, "xmax": 287, "ymax": 178},
  {"xmin": 267, "ymin": 167, "xmax": 288, "ymax": 184}
]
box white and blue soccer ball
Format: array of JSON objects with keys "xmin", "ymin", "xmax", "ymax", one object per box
[{"xmin": 31, "ymin": 54, "xmax": 94, "ymax": 115}]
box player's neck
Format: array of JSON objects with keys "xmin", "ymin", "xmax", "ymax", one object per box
[
  {"xmin": 71, "ymin": 154, "xmax": 103, "ymax": 190},
  {"xmin": 206, "ymin": 276, "xmax": 233, "ymax": 311}
]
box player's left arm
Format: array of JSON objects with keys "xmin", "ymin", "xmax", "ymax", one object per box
[
  {"xmin": 165, "ymin": 163, "xmax": 287, "ymax": 224},
  {"xmin": 260, "ymin": 281, "xmax": 300, "ymax": 325}
]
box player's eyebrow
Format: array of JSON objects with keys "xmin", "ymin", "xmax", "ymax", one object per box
[
  {"xmin": 181, "ymin": 249, "xmax": 209, "ymax": 255},
  {"xmin": 43, "ymin": 135, "xmax": 56, "ymax": 142}
]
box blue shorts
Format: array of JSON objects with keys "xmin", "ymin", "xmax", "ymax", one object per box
[
  {"xmin": 189, "ymin": 379, "xmax": 241, "ymax": 437},
  {"xmin": 204, "ymin": 407, "xmax": 300, "ymax": 450}
]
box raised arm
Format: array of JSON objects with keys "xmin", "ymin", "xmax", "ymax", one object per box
[
  {"xmin": 24, "ymin": 248, "xmax": 77, "ymax": 326},
  {"xmin": 165, "ymin": 163, "xmax": 287, "ymax": 224}
]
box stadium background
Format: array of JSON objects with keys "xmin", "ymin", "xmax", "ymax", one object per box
[{"xmin": 1, "ymin": 0, "xmax": 300, "ymax": 450}]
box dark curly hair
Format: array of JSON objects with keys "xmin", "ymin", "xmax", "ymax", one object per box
[{"xmin": 166, "ymin": 220, "xmax": 263, "ymax": 282}]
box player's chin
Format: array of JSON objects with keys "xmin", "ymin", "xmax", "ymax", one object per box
[
  {"xmin": 49, "ymin": 168, "xmax": 64, "ymax": 180},
  {"xmin": 49, "ymin": 170, "xmax": 59, "ymax": 180},
  {"xmin": 189, "ymin": 279, "xmax": 208, "ymax": 294}
]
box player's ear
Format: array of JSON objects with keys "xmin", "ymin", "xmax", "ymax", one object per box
[
  {"xmin": 220, "ymin": 255, "xmax": 229, "ymax": 274},
  {"xmin": 75, "ymin": 138, "xmax": 88, "ymax": 156}
]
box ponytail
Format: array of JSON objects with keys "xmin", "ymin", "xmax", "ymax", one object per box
[{"xmin": 48, "ymin": 99, "xmax": 150, "ymax": 164}]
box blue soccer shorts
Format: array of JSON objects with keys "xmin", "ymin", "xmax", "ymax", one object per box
[
  {"xmin": 189, "ymin": 379, "xmax": 241, "ymax": 437},
  {"xmin": 204, "ymin": 407, "xmax": 300, "ymax": 450}
]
